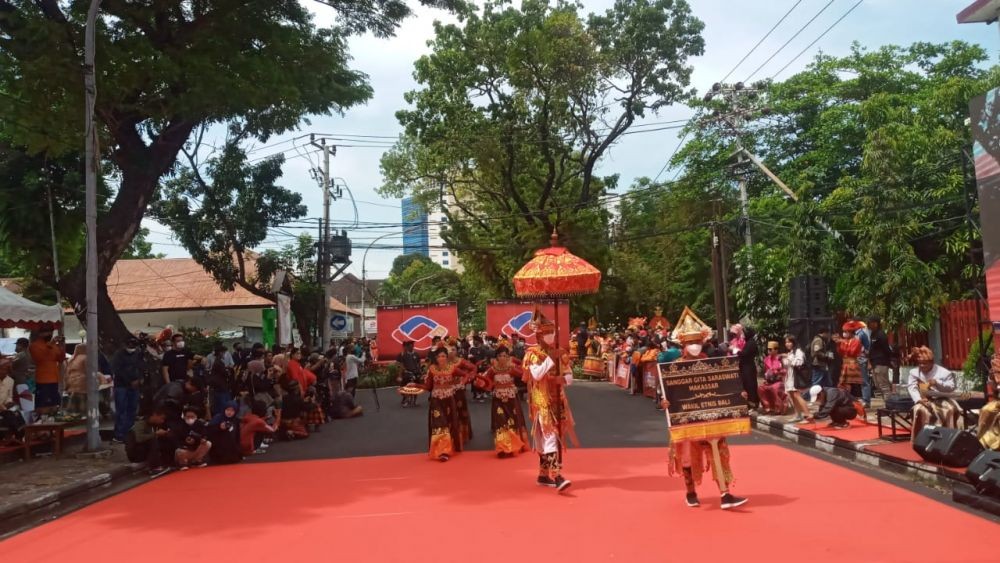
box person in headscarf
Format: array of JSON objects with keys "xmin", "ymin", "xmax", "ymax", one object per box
[
  {"xmin": 207, "ymin": 400, "xmax": 242, "ymax": 464},
  {"xmin": 661, "ymin": 307, "xmax": 748, "ymax": 510},
  {"xmin": 733, "ymin": 326, "xmax": 760, "ymax": 410},
  {"xmin": 906, "ymin": 346, "xmax": 961, "ymax": 442},
  {"xmin": 522, "ymin": 307, "xmax": 577, "ymax": 493},
  {"xmin": 757, "ymin": 341, "xmax": 787, "ymax": 415}
]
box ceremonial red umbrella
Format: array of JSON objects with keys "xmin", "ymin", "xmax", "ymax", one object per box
[{"xmin": 513, "ymin": 230, "xmax": 602, "ymax": 344}]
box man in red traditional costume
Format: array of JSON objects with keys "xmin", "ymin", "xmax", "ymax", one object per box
[
  {"xmin": 661, "ymin": 307, "xmax": 748, "ymax": 510},
  {"xmin": 522, "ymin": 307, "xmax": 577, "ymax": 492}
]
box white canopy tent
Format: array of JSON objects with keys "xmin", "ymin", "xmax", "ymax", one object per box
[{"xmin": 0, "ymin": 285, "xmax": 62, "ymax": 329}]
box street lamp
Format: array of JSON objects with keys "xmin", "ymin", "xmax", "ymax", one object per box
[
  {"xmin": 407, "ymin": 271, "xmax": 443, "ymax": 303},
  {"xmin": 361, "ymin": 231, "xmax": 398, "ymax": 338}
]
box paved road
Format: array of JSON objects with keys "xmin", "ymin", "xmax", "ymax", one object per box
[{"xmin": 250, "ymin": 381, "xmax": 764, "ymax": 463}]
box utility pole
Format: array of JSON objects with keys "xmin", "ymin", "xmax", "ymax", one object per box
[
  {"xmin": 46, "ymin": 186, "xmax": 65, "ymax": 335},
  {"xmin": 310, "ymin": 135, "xmax": 335, "ymax": 349},
  {"xmin": 83, "ymin": 0, "xmax": 103, "ymax": 453},
  {"xmin": 710, "ymin": 221, "xmax": 726, "ymax": 338}
]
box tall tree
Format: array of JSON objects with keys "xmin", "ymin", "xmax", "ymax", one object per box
[
  {"xmin": 667, "ymin": 41, "xmax": 998, "ymax": 331},
  {"xmin": 0, "ymin": 0, "xmax": 459, "ymax": 348},
  {"xmin": 379, "ymin": 0, "xmax": 705, "ymax": 307}
]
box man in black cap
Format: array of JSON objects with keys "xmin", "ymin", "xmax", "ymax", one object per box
[{"xmin": 867, "ymin": 316, "xmax": 894, "ymax": 402}]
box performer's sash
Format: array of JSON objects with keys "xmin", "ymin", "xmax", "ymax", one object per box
[{"xmin": 658, "ymin": 357, "xmax": 750, "ymax": 442}]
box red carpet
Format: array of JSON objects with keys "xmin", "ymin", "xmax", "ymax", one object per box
[
  {"xmin": 797, "ymin": 418, "xmax": 886, "ymax": 442},
  {"xmin": 4, "ymin": 446, "xmax": 997, "ymax": 562}
]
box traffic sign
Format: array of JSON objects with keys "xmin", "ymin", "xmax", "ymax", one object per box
[{"xmin": 330, "ymin": 314, "xmax": 353, "ymax": 334}]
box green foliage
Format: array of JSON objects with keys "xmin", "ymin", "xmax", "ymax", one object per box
[
  {"xmin": 153, "ymin": 134, "xmax": 307, "ymax": 296},
  {"xmin": 122, "ymin": 228, "xmax": 166, "ymax": 260},
  {"xmin": 379, "ymin": 0, "xmax": 704, "ymax": 304},
  {"xmin": 0, "ymin": 0, "xmax": 456, "ymax": 344},
  {"xmin": 379, "ymin": 257, "xmax": 461, "ymax": 305},
  {"xmin": 664, "ymin": 41, "xmax": 997, "ymax": 332},
  {"xmin": 963, "ymin": 329, "xmax": 993, "ymax": 392},
  {"xmin": 732, "ymin": 244, "xmax": 789, "ymax": 342},
  {"xmin": 176, "ymin": 326, "xmax": 224, "ymax": 357}
]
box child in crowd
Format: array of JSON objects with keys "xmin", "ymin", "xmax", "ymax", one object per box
[{"xmin": 173, "ymin": 405, "xmax": 212, "ymax": 470}]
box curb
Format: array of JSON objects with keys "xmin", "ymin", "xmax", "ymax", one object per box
[
  {"xmin": 0, "ymin": 462, "xmax": 145, "ymax": 524},
  {"xmin": 750, "ymin": 415, "xmax": 967, "ymax": 488}
]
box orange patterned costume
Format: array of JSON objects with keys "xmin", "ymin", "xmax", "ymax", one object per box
[
  {"xmin": 522, "ymin": 308, "xmax": 578, "ymax": 491},
  {"xmin": 422, "ymin": 359, "xmax": 464, "ymax": 460},
  {"xmin": 483, "ymin": 355, "xmax": 529, "ymax": 457}
]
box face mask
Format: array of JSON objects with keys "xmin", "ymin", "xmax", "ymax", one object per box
[
  {"xmin": 685, "ymin": 344, "xmax": 702, "ymax": 357},
  {"xmin": 184, "ymin": 417, "xmax": 197, "ymax": 425},
  {"xmin": 175, "ymin": 341, "xmax": 186, "ymax": 349},
  {"xmin": 126, "ymin": 347, "xmax": 136, "ymax": 353}
]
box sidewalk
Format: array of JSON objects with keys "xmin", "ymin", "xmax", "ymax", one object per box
[
  {"xmin": 0, "ymin": 436, "xmax": 142, "ymax": 524},
  {"xmin": 751, "ymin": 396, "xmax": 969, "ymax": 489}
]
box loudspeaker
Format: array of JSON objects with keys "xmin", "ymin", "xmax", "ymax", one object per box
[
  {"xmin": 966, "ymin": 450, "xmax": 1000, "ymax": 499},
  {"xmin": 789, "ymin": 275, "xmax": 828, "ymax": 319},
  {"xmin": 787, "ymin": 318, "xmax": 834, "ymax": 358},
  {"xmin": 913, "ymin": 426, "xmax": 984, "ymax": 467}
]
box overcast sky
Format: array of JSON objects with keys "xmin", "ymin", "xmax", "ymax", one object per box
[{"xmin": 143, "ymin": 0, "xmax": 999, "ymax": 279}]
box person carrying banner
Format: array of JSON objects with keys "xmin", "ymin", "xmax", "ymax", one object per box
[
  {"xmin": 482, "ymin": 347, "xmax": 529, "ymax": 458},
  {"xmin": 522, "ymin": 307, "xmax": 578, "ymax": 492},
  {"xmin": 660, "ymin": 307, "xmax": 749, "ymax": 510}
]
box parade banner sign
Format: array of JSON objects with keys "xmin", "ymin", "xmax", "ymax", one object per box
[
  {"xmin": 614, "ymin": 358, "xmax": 629, "ymax": 389},
  {"xmin": 641, "ymin": 362, "xmax": 659, "ymax": 399},
  {"xmin": 376, "ymin": 302, "xmax": 458, "ymax": 361},
  {"xmin": 658, "ymin": 356, "xmax": 750, "ymax": 442},
  {"xmin": 485, "ymin": 299, "xmax": 569, "ymax": 349}
]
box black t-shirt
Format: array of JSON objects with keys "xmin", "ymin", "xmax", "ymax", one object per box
[
  {"xmin": 162, "ymin": 350, "xmax": 191, "ymax": 382},
  {"xmin": 397, "ymin": 351, "xmax": 421, "ymax": 374},
  {"xmin": 175, "ymin": 419, "xmax": 208, "ymax": 451}
]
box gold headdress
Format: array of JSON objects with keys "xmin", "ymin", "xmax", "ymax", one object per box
[
  {"xmin": 529, "ymin": 305, "xmax": 556, "ymax": 335},
  {"xmin": 672, "ymin": 307, "xmax": 711, "ymax": 344},
  {"xmin": 587, "ymin": 317, "xmax": 598, "ymax": 331}
]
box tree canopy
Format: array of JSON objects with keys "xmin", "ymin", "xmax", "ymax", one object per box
[
  {"xmin": 0, "ymin": 0, "xmax": 458, "ymax": 347},
  {"xmin": 379, "ymin": 0, "xmax": 705, "ymax": 317},
  {"xmin": 620, "ymin": 41, "xmax": 998, "ymax": 334}
]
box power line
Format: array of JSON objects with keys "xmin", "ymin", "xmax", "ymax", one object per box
[
  {"xmin": 743, "ymin": 0, "xmax": 837, "ymax": 83},
  {"xmin": 719, "ymin": 0, "xmax": 805, "ymax": 83},
  {"xmin": 769, "ymin": 0, "xmax": 864, "ymax": 80}
]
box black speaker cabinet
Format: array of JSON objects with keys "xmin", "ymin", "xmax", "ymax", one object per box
[
  {"xmin": 913, "ymin": 426, "xmax": 983, "ymax": 467},
  {"xmin": 966, "ymin": 450, "xmax": 1000, "ymax": 499}
]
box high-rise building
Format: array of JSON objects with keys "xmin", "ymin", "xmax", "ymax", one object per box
[{"xmin": 401, "ymin": 197, "xmax": 429, "ymax": 257}]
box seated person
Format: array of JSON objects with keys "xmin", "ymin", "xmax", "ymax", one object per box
[
  {"xmin": 279, "ymin": 381, "xmax": 309, "ymax": 440},
  {"xmin": 207, "ymin": 401, "xmax": 242, "ymax": 465},
  {"xmin": 329, "ymin": 390, "xmax": 364, "ymax": 419},
  {"xmin": 809, "ymin": 385, "xmax": 862, "ymax": 429},
  {"xmin": 0, "ymin": 358, "xmax": 26, "ymax": 443},
  {"xmin": 172, "ymin": 405, "xmax": 212, "ymax": 469},
  {"xmin": 977, "ymin": 354, "xmax": 1000, "ymax": 451},
  {"xmin": 906, "ymin": 346, "xmax": 961, "ymax": 442},
  {"xmin": 125, "ymin": 407, "xmax": 173, "ymax": 474},
  {"xmin": 757, "ymin": 341, "xmax": 787, "ymax": 415},
  {"xmin": 241, "ymin": 400, "xmax": 276, "ymax": 456}
]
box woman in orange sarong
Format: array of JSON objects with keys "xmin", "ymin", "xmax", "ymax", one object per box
[
  {"xmin": 482, "ymin": 347, "xmax": 529, "ymax": 458},
  {"xmin": 417, "ymin": 348, "xmax": 463, "ymax": 461}
]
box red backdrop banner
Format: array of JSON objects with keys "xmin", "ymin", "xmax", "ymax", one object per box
[
  {"xmin": 486, "ymin": 299, "xmax": 570, "ymax": 349},
  {"xmin": 376, "ymin": 302, "xmax": 459, "ymax": 361}
]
